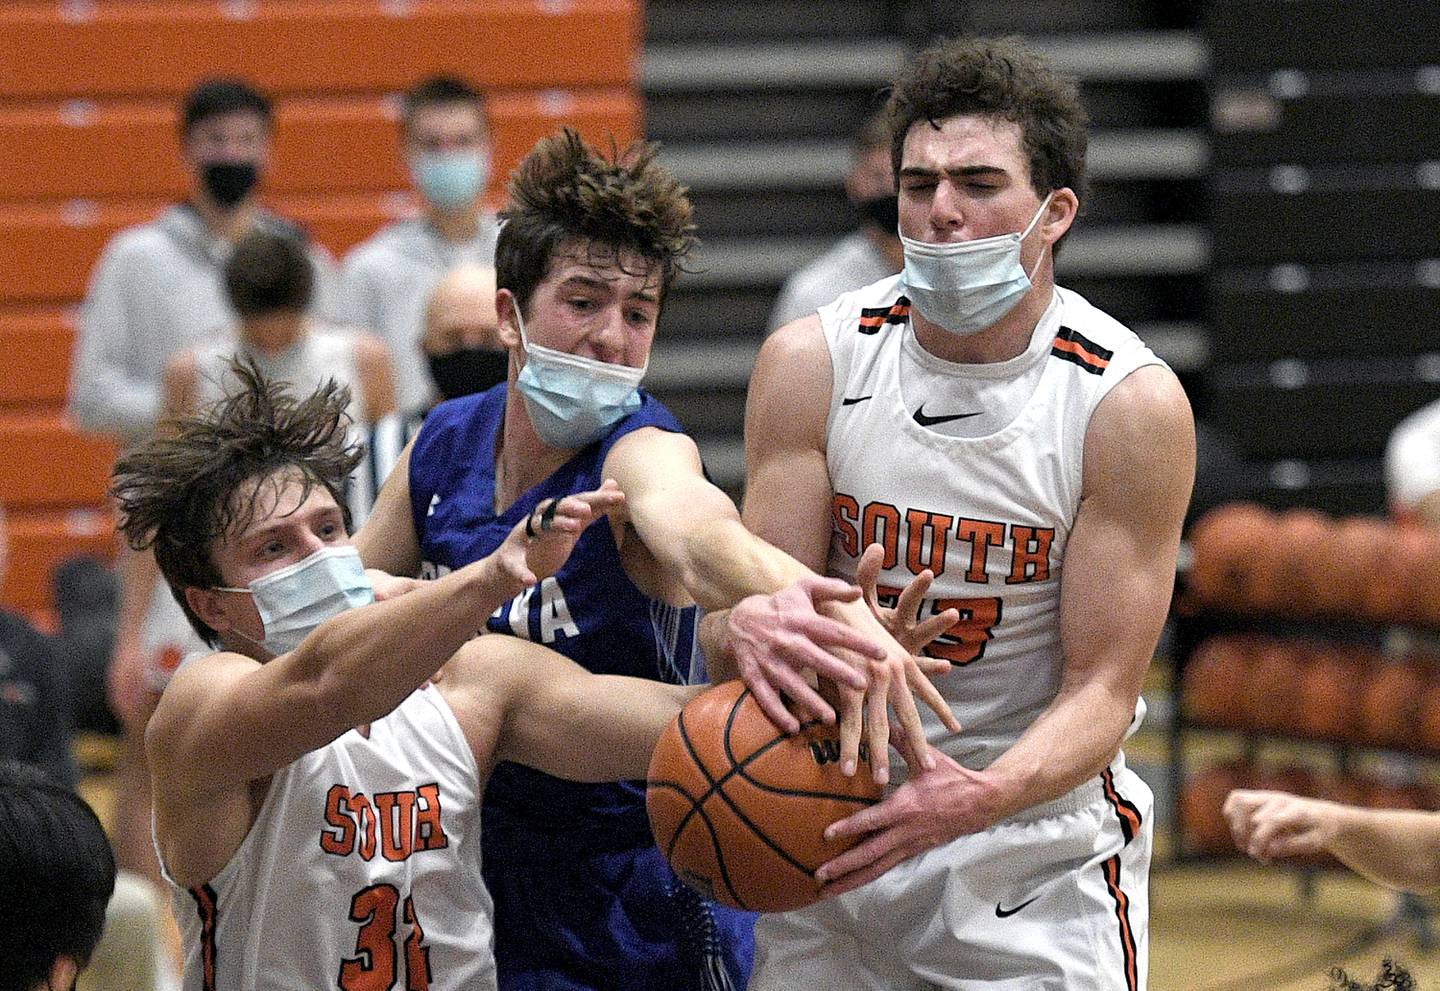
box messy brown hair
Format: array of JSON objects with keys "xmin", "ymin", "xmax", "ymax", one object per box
[
  {"xmin": 495, "ymin": 127, "xmax": 698, "ymax": 316},
  {"xmin": 887, "ymin": 36, "xmax": 1089, "ymax": 207},
  {"xmin": 111, "ymin": 362, "xmax": 362, "ymax": 646}
]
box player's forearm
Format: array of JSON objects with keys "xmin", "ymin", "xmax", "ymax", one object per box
[
  {"xmin": 292, "ymin": 555, "xmax": 523, "ymax": 726},
  {"xmin": 678, "ymin": 517, "xmax": 811, "ymax": 610},
  {"xmin": 1327, "ymin": 807, "xmax": 1440, "ymax": 893},
  {"xmin": 114, "ymin": 544, "xmax": 161, "ymax": 647},
  {"xmin": 698, "ymin": 608, "xmax": 739, "ymax": 682},
  {"xmin": 982, "ymin": 678, "xmax": 1137, "ymax": 822}
]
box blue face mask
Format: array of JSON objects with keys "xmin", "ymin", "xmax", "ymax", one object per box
[
  {"xmin": 513, "ymin": 307, "xmax": 645, "ymax": 449},
  {"xmin": 412, "ymin": 150, "xmax": 490, "ymax": 211},
  {"xmin": 216, "ymin": 545, "xmax": 374, "ymax": 658},
  {"xmin": 898, "ymin": 193, "xmax": 1052, "ymax": 337}
]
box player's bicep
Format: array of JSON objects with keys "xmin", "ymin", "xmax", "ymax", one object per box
[
  {"xmin": 146, "ymin": 652, "xmax": 330, "ymax": 803},
  {"xmin": 355, "ymin": 435, "xmax": 421, "ymax": 576},
  {"xmin": 741, "ymin": 317, "xmax": 835, "ymax": 571},
  {"xmin": 1060, "ymin": 366, "xmax": 1194, "ymax": 692}
]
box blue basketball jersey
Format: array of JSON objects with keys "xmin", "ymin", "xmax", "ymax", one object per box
[{"xmin": 408, "ymin": 385, "xmax": 753, "ymax": 990}]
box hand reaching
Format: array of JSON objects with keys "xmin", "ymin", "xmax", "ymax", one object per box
[
  {"xmin": 490, "ymin": 480, "xmax": 625, "ymax": 593},
  {"xmin": 855, "ymin": 542, "xmax": 956, "ymax": 674},
  {"xmin": 1223, "ymin": 789, "xmax": 1339, "ymax": 862}
]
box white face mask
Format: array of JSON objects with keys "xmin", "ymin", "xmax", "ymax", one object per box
[
  {"xmin": 215, "ymin": 545, "xmax": 374, "ymax": 657},
  {"xmin": 898, "ymin": 192, "xmax": 1053, "ymax": 337},
  {"xmin": 513, "ymin": 306, "xmax": 646, "ymax": 449}
]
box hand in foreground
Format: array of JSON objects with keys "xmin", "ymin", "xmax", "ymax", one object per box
[
  {"xmin": 726, "ymin": 576, "xmax": 880, "ymax": 731},
  {"xmin": 1223, "ymin": 789, "xmax": 1338, "ymax": 863},
  {"xmin": 855, "ymin": 542, "xmax": 956, "ymax": 674},
  {"xmin": 815, "ymin": 741, "xmax": 1002, "ymax": 897},
  {"xmin": 491, "ymin": 480, "xmax": 625, "ymax": 592}
]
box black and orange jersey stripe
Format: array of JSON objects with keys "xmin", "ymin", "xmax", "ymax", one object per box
[
  {"xmin": 1101, "ymin": 854, "xmax": 1140, "ymax": 991},
  {"xmin": 1101, "ymin": 766, "xmax": 1143, "ymax": 845},
  {"xmin": 1051, "ymin": 326, "xmax": 1113, "ymax": 375},
  {"xmin": 857, "ymin": 296, "xmax": 911, "ymax": 335},
  {"xmin": 190, "ymin": 883, "xmax": 219, "ymax": 991}
]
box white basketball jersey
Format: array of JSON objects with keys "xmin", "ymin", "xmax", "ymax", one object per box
[
  {"xmin": 167, "ymin": 685, "xmax": 494, "ymax": 990},
  {"xmin": 820, "ymin": 276, "xmax": 1164, "ymax": 772}
]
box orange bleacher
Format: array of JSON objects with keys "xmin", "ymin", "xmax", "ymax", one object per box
[{"xmin": 0, "ymin": 0, "xmax": 643, "ymax": 619}]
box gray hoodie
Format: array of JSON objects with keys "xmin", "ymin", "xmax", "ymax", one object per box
[{"xmin": 68, "ymin": 204, "xmax": 341, "ymax": 441}]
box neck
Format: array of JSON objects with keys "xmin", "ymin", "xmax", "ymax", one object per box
[
  {"xmin": 191, "ymin": 195, "xmax": 257, "ymax": 243},
  {"xmin": 866, "ymin": 228, "xmax": 905, "ymax": 271},
  {"xmin": 494, "ymin": 384, "xmax": 575, "ymax": 513},
  {"xmin": 912, "ymin": 283, "xmax": 1054, "ymax": 364},
  {"xmin": 428, "ymin": 204, "xmax": 482, "ymax": 244}
]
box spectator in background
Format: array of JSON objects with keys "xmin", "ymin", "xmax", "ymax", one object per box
[
  {"xmin": 766, "ymin": 107, "xmax": 903, "ymax": 331},
  {"xmin": 0, "ymin": 512, "xmax": 171, "ymax": 991},
  {"xmin": 0, "ymin": 761, "xmax": 115, "ymax": 991},
  {"xmin": 69, "ymin": 77, "xmax": 340, "ymax": 444},
  {"xmin": 350, "ymin": 263, "xmax": 505, "ymax": 523},
  {"xmin": 0, "ymin": 503, "xmax": 76, "ymax": 788},
  {"xmin": 69, "ymin": 76, "xmax": 340, "ymax": 888},
  {"xmin": 1385, "ymin": 398, "xmax": 1440, "ymax": 527},
  {"xmin": 339, "ymin": 75, "xmax": 502, "ymax": 414}
]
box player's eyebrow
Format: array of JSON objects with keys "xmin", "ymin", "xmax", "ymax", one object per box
[
  {"xmin": 558, "ymin": 273, "xmax": 659, "ymax": 304},
  {"xmin": 899, "ymin": 164, "xmax": 1010, "ymax": 180}
]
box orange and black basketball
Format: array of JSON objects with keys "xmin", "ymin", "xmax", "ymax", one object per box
[{"xmin": 646, "ymin": 679, "xmax": 884, "ymax": 913}]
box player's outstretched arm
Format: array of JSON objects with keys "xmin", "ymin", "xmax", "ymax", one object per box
[
  {"xmin": 701, "ymin": 316, "xmax": 958, "ymax": 784},
  {"xmin": 148, "ymin": 483, "xmax": 624, "ymax": 804},
  {"xmin": 1224, "ymin": 789, "xmax": 1440, "ymax": 893},
  {"xmin": 441, "ymin": 634, "xmax": 700, "ymax": 782}
]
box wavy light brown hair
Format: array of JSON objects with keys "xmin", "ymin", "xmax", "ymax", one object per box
[
  {"xmin": 495, "ymin": 127, "xmax": 698, "ymax": 315},
  {"xmin": 111, "ymin": 362, "xmax": 362, "ymax": 645},
  {"xmin": 887, "ymin": 36, "xmax": 1089, "ymax": 205}
]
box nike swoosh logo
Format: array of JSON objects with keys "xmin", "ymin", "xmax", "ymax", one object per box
[
  {"xmin": 994, "ymin": 895, "xmax": 1040, "ymax": 918},
  {"xmin": 913, "ymin": 406, "xmax": 982, "ymax": 427},
  {"xmin": 841, "ymin": 395, "xmax": 873, "ymax": 406}
]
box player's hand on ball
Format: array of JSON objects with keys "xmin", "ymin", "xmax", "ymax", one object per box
[
  {"xmin": 856, "ymin": 542, "xmax": 957, "ymax": 674},
  {"xmin": 492, "ymin": 480, "xmax": 625, "ymax": 591},
  {"xmin": 726, "ymin": 576, "xmax": 880, "ymax": 731},
  {"xmin": 1223, "ymin": 789, "xmax": 1337, "ymax": 863}
]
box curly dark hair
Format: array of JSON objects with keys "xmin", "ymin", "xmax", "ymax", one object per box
[
  {"xmin": 111, "ymin": 361, "xmax": 362, "ymax": 646},
  {"xmin": 1328, "ymin": 959, "xmax": 1417, "ymax": 991},
  {"xmin": 495, "ymin": 127, "xmax": 698, "ymax": 315},
  {"xmin": 886, "ymin": 35, "xmax": 1089, "ymax": 206}
]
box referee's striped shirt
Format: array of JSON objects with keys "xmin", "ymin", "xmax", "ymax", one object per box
[{"xmin": 347, "ymin": 408, "xmax": 428, "ymax": 527}]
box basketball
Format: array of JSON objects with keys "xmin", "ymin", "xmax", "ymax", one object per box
[
  {"xmin": 1182, "ymin": 636, "xmax": 1250, "ymax": 728},
  {"xmin": 646, "ymin": 679, "xmax": 884, "ymax": 913}
]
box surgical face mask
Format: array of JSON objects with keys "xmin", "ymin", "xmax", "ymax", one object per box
[
  {"xmin": 898, "ymin": 193, "xmax": 1053, "ymax": 337},
  {"xmin": 215, "ymin": 545, "xmax": 373, "ymax": 657},
  {"xmin": 201, "ymin": 161, "xmax": 260, "ymax": 208},
  {"xmin": 513, "ymin": 307, "xmax": 645, "ymax": 449},
  {"xmin": 427, "ymin": 346, "xmax": 509, "ymax": 401},
  {"xmin": 413, "ymin": 150, "xmax": 489, "ymax": 211}
]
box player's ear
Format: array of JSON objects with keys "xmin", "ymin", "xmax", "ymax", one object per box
[
  {"xmin": 185, "ymin": 586, "xmax": 232, "ymax": 633},
  {"xmin": 495, "ymin": 289, "xmax": 522, "ymax": 351},
  {"xmin": 1041, "ymin": 188, "xmax": 1079, "ymax": 245}
]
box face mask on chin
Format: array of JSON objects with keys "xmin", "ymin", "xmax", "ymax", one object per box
[
  {"xmin": 200, "ymin": 161, "xmax": 260, "ymax": 208},
  {"xmin": 898, "ymin": 192, "xmax": 1053, "ymax": 337},
  {"xmin": 512, "ymin": 307, "xmax": 645, "ymax": 450},
  {"xmin": 214, "ymin": 545, "xmax": 374, "ymax": 658}
]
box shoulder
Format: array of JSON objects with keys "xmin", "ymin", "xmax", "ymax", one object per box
[
  {"xmin": 147, "ymin": 651, "xmax": 258, "ymax": 742},
  {"xmin": 342, "ymin": 220, "xmax": 418, "ymax": 271},
  {"xmin": 100, "ymin": 217, "xmax": 172, "ymax": 264},
  {"xmin": 1083, "ymin": 364, "xmax": 1195, "ymax": 504},
  {"xmin": 412, "ymin": 389, "xmax": 496, "ymax": 460}
]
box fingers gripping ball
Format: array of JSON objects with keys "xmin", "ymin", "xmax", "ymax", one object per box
[{"xmin": 646, "ymin": 679, "xmax": 883, "ymax": 912}]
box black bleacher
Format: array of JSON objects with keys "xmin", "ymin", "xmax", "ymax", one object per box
[{"xmin": 1202, "ymin": 0, "xmax": 1440, "ymax": 515}]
